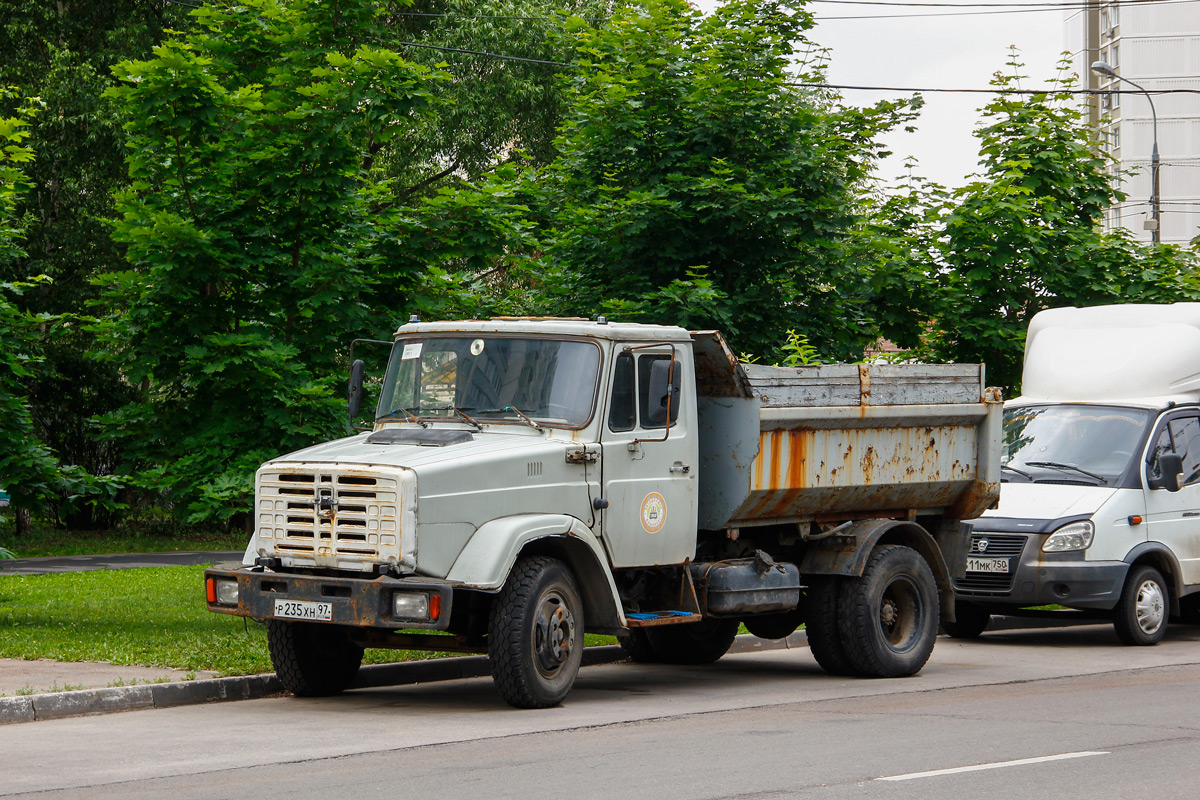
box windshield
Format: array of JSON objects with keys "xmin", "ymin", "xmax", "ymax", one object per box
[
  {"xmin": 376, "ymin": 336, "xmax": 602, "ymax": 428},
  {"xmin": 1002, "ymin": 405, "xmax": 1151, "ymax": 485}
]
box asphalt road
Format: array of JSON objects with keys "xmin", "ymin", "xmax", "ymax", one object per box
[{"xmin": 3, "ymin": 622, "xmax": 1199, "ymax": 799}]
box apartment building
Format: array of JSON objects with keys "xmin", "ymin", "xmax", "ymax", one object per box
[{"xmin": 1066, "ymin": 0, "xmax": 1200, "ymax": 245}]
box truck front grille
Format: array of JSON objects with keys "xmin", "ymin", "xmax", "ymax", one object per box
[{"xmin": 257, "ymin": 469, "xmax": 403, "ymax": 569}]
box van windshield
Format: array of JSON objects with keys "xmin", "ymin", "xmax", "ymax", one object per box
[
  {"xmin": 1002, "ymin": 405, "xmax": 1151, "ymax": 485},
  {"xmin": 376, "ymin": 336, "xmax": 601, "ymax": 428}
]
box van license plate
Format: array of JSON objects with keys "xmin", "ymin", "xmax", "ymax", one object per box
[
  {"xmin": 273, "ymin": 599, "xmax": 333, "ymax": 621},
  {"xmin": 966, "ymin": 557, "xmax": 1009, "ymax": 573}
]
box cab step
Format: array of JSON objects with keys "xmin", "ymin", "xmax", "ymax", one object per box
[{"xmin": 624, "ymin": 610, "xmax": 703, "ymax": 627}]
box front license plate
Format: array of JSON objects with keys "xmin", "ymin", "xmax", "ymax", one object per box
[
  {"xmin": 273, "ymin": 599, "xmax": 333, "ymax": 621},
  {"xmin": 966, "ymin": 557, "xmax": 1010, "ymax": 574}
]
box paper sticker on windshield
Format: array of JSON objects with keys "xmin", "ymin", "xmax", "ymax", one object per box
[
  {"xmin": 470, "ymin": 338, "xmax": 486, "ymax": 356},
  {"xmin": 401, "ymin": 343, "xmax": 423, "ymax": 361},
  {"xmin": 640, "ymin": 492, "xmax": 667, "ymax": 534}
]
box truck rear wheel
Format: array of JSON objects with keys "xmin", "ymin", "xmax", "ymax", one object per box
[
  {"xmin": 837, "ymin": 545, "xmax": 938, "ymax": 678},
  {"xmin": 617, "ymin": 629, "xmax": 661, "ymax": 663},
  {"xmin": 1113, "ymin": 565, "xmax": 1168, "ymax": 646},
  {"xmin": 488, "ymin": 556, "xmax": 584, "ymax": 708},
  {"xmin": 644, "ymin": 618, "xmax": 739, "ymax": 665},
  {"xmin": 805, "ymin": 576, "xmax": 856, "ymax": 676},
  {"xmin": 266, "ymin": 620, "xmax": 364, "ymax": 697}
]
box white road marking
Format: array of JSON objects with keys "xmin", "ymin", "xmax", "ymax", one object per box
[{"xmin": 875, "ymin": 751, "xmax": 1109, "ymax": 782}]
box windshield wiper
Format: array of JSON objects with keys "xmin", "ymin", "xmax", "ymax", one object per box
[
  {"xmin": 1024, "ymin": 461, "xmax": 1108, "ymax": 485},
  {"xmin": 380, "ymin": 406, "xmax": 429, "ymax": 427},
  {"xmin": 444, "ymin": 404, "xmax": 483, "ymax": 430},
  {"xmin": 1001, "ymin": 463, "xmax": 1033, "ymax": 481},
  {"xmin": 501, "ymin": 405, "xmax": 543, "ymax": 431}
]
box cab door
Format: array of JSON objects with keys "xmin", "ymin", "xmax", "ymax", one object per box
[
  {"xmin": 1143, "ymin": 410, "xmax": 1200, "ymax": 585},
  {"xmin": 599, "ymin": 344, "xmax": 698, "ymax": 568}
]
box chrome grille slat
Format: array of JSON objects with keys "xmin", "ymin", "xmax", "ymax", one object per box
[{"xmin": 257, "ymin": 467, "xmax": 405, "ymax": 569}]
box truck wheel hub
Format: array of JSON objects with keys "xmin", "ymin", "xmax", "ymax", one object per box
[{"xmin": 534, "ymin": 592, "xmax": 575, "ymax": 673}]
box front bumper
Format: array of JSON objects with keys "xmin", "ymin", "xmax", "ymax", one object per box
[
  {"xmin": 204, "ymin": 567, "xmax": 455, "ymax": 630},
  {"xmin": 952, "ymin": 532, "xmax": 1128, "ymax": 611}
]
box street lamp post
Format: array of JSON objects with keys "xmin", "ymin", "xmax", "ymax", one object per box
[{"xmin": 1091, "ymin": 59, "xmax": 1161, "ymax": 244}]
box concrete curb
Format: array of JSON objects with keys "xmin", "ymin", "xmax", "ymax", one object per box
[
  {"xmin": 0, "ymin": 618, "xmax": 1095, "ymax": 725},
  {"xmin": 0, "ymin": 634, "xmax": 808, "ymax": 726}
]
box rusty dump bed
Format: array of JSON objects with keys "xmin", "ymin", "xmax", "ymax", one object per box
[{"xmin": 690, "ymin": 334, "xmax": 1002, "ymax": 531}]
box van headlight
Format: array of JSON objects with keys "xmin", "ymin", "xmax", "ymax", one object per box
[{"xmin": 1042, "ymin": 520, "xmax": 1095, "ymax": 552}]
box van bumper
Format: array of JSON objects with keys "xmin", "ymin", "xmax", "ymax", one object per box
[{"xmin": 952, "ymin": 534, "xmax": 1127, "ymax": 611}]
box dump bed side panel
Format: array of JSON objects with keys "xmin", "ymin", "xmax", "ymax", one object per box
[{"xmin": 695, "ymin": 362, "xmax": 1000, "ymax": 529}]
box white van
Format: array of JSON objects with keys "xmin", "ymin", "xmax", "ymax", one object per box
[{"xmin": 947, "ymin": 303, "xmax": 1200, "ymax": 645}]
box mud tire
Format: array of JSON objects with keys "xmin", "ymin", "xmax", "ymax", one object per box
[
  {"xmin": 643, "ymin": 618, "xmax": 739, "ymax": 665},
  {"xmin": 617, "ymin": 628, "xmax": 662, "ymax": 663},
  {"xmin": 805, "ymin": 576, "xmax": 856, "ymax": 676},
  {"xmin": 837, "ymin": 545, "xmax": 939, "ymax": 678},
  {"xmin": 266, "ymin": 620, "xmax": 364, "ymax": 697},
  {"xmin": 488, "ymin": 556, "xmax": 584, "ymax": 708}
]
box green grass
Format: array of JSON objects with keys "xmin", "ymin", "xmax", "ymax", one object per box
[
  {"xmin": 0, "ymin": 526, "xmax": 248, "ymax": 559},
  {"xmin": 0, "ymin": 566, "xmax": 615, "ymax": 676}
]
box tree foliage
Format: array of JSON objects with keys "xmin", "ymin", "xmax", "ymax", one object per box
[
  {"xmin": 520, "ymin": 0, "xmax": 915, "ymax": 360},
  {"xmin": 865, "ymin": 57, "xmax": 1200, "ymax": 390},
  {"xmin": 100, "ymin": 0, "xmax": 446, "ymax": 523}
]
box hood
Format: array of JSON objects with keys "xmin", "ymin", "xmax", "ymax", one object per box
[
  {"xmin": 982, "ymin": 482, "xmax": 1117, "ymax": 522},
  {"xmin": 268, "ymin": 425, "xmax": 565, "ymax": 471}
]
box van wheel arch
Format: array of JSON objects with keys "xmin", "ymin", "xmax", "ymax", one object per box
[{"xmin": 517, "ymin": 536, "xmax": 622, "ymax": 634}]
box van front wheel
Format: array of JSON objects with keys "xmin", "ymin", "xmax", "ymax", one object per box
[{"xmin": 1113, "ymin": 565, "xmax": 1168, "ymax": 646}]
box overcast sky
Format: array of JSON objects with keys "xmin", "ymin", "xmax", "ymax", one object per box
[{"xmin": 694, "ymin": 1, "xmax": 1068, "ymax": 190}]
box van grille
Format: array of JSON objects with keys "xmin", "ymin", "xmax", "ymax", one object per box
[
  {"xmin": 953, "ymin": 533, "xmax": 1028, "ymax": 594},
  {"xmin": 256, "ymin": 469, "xmax": 402, "ymax": 569}
]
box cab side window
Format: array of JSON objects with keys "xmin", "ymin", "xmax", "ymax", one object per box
[
  {"xmin": 1149, "ymin": 416, "xmax": 1200, "ymax": 486},
  {"xmin": 608, "ymin": 352, "xmax": 636, "ymax": 432},
  {"xmin": 638, "ymin": 354, "xmax": 681, "ymax": 429}
]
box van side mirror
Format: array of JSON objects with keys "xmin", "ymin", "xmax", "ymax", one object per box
[
  {"xmin": 348, "ymin": 359, "xmax": 366, "ymax": 421},
  {"xmin": 1154, "ymin": 453, "xmax": 1185, "ymax": 492},
  {"xmin": 646, "ymin": 358, "xmax": 681, "ymax": 426}
]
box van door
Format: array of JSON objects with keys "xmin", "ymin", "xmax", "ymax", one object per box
[
  {"xmin": 599, "ymin": 344, "xmax": 698, "ymax": 568},
  {"xmin": 1143, "ymin": 411, "xmax": 1200, "ymax": 585}
]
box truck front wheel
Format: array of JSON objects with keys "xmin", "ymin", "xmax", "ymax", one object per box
[
  {"xmin": 488, "ymin": 556, "xmax": 584, "ymax": 708},
  {"xmin": 266, "ymin": 620, "xmax": 364, "ymax": 697},
  {"xmin": 837, "ymin": 545, "xmax": 938, "ymax": 678}
]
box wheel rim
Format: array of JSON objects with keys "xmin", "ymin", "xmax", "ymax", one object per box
[
  {"xmin": 1134, "ymin": 579, "xmax": 1166, "ymax": 635},
  {"xmin": 533, "ymin": 589, "xmax": 576, "ymax": 677},
  {"xmin": 878, "ymin": 575, "xmax": 923, "ymax": 653}
]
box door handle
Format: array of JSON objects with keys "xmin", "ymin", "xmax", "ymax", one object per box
[
  {"xmin": 1183, "ymin": 512, "xmax": 1200, "ymax": 518},
  {"xmin": 670, "ymin": 463, "xmax": 691, "ymax": 474}
]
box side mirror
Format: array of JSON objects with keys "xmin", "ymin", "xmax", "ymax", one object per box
[
  {"xmin": 348, "ymin": 359, "xmax": 366, "ymax": 421},
  {"xmin": 1155, "ymin": 453, "xmax": 1185, "ymax": 492},
  {"xmin": 646, "ymin": 358, "xmax": 681, "ymax": 426}
]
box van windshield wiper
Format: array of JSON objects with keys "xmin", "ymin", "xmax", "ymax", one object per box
[
  {"xmin": 1000, "ymin": 463, "xmax": 1032, "ymax": 481},
  {"xmin": 444, "ymin": 404, "xmax": 483, "ymax": 430},
  {"xmin": 380, "ymin": 406, "xmax": 429, "ymax": 427},
  {"xmin": 1024, "ymin": 461, "xmax": 1108, "ymax": 485}
]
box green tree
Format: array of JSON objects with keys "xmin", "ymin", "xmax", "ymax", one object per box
[
  {"xmin": 897, "ymin": 57, "xmax": 1200, "ymax": 390},
  {"xmin": 100, "ymin": 0, "xmax": 444, "ymax": 525},
  {"xmin": 0, "ymin": 1, "xmax": 192, "ymax": 526},
  {"xmin": 0, "ymin": 91, "xmax": 60, "ymax": 523},
  {"xmin": 520, "ymin": 0, "xmax": 913, "ymax": 360}
]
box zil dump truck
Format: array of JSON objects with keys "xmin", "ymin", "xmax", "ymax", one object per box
[{"xmin": 205, "ymin": 318, "xmax": 1001, "ymax": 708}]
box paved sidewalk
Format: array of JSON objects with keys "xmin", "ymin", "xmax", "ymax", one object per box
[{"xmin": 0, "ymin": 550, "xmax": 244, "ymax": 575}]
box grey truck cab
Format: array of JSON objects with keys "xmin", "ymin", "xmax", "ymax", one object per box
[
  {"xmin": 948, "ymin": 304, "xmax": 1200, "ymax": 644},
  {"xmin": 207, "ymin": 317, "xmax": 1001, "ymax": 707}
]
